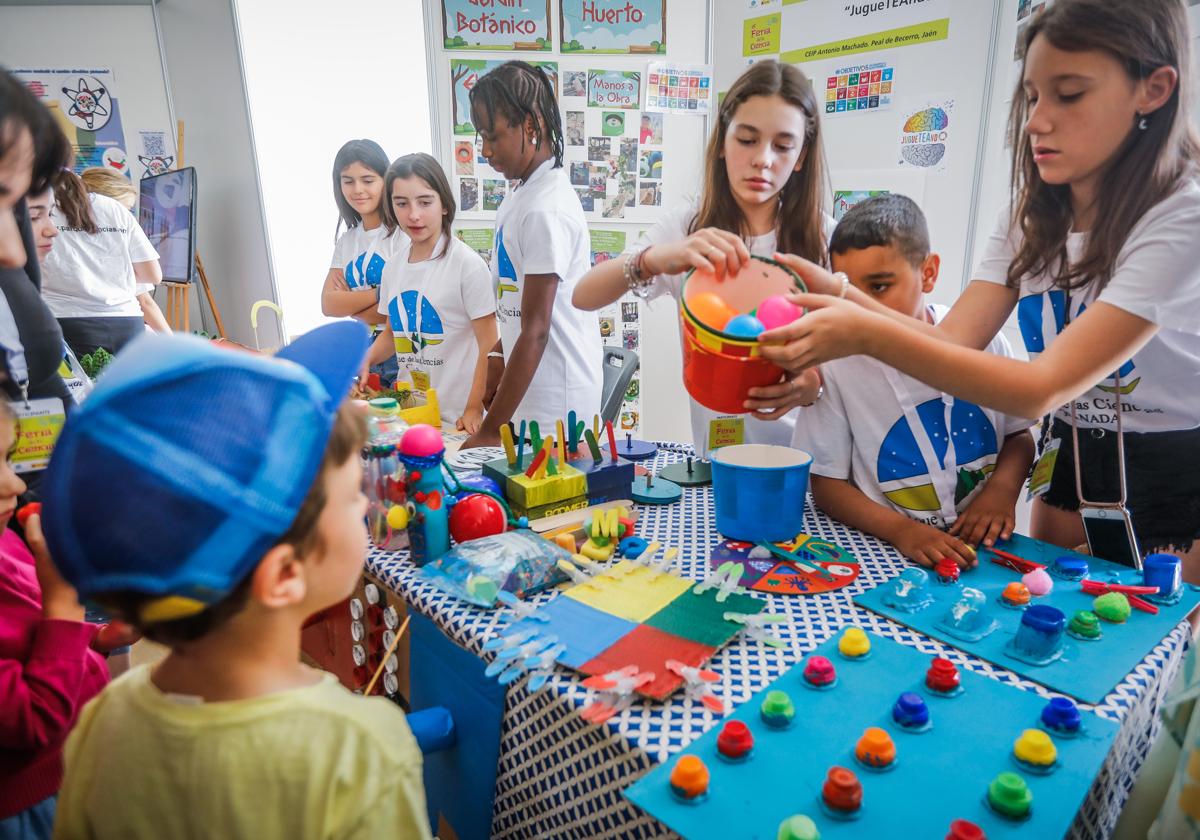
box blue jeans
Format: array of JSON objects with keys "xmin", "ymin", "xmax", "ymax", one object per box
[
  {"xmin": 0, "ymin": 795, "xmax": 55, "ymax": 840},
  {"xmin": 371, "ymin": 353, "xmax": 398, "ymax": 389}
]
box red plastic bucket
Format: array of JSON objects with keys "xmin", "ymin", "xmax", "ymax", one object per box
[{"xmin": 680, "ymin": 256, "xmax": 805, "ymax": 415}]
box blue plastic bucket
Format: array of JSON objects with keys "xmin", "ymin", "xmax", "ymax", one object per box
[{"xmin": 710, "ymin": 444, "xmax": 811, "ymax": 542}]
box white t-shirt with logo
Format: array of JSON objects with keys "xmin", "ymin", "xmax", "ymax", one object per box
[
  {"xmin": 377, "ymin": 235, "xmax": 496, "ymax": 425},
  {"xmin": 492, "ymin": 159, "xmax": 602, "ymax": 433},
  {"xmin": 627, "ymin": 198, "xmax": 836, "ymax": 456},
  {"xmin": 974, "ymin": 180, "xmax": 1200, "ymax": 433},
  {"xmin": 42, "ymin": 193, "xmax": 159, "ymax": 318},
  {"xmin": 793, "ymin": 305, "xmax": 1031, "ymax": 529},
  {"xmin": 330, "ymin": 223, "xmax": 405, "ymax": 290}
]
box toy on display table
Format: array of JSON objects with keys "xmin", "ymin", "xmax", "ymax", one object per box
[
  {"xmin": 680, "ymin": 255, "xmax": 806, "ymax": 415},
  {"xmin": 625, "ymin": 630, "xmax": 1120, "ymax": 839},
  {"xmin": 710, "ymin": 533, "xmax": 861, "ymax": 596},
  {"xmin": 853, "ymin": 533, "xmax": 1200, "ymax": 705}
]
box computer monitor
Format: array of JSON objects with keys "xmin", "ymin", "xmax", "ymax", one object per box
[{"xmin": 138, "ymin": 167, "xmax": 196, "ymax": 283}]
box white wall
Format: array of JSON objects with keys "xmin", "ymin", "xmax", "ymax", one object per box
[{"xmin": 235, "ymin": 0, "xmax": 433, "ymax": 340}]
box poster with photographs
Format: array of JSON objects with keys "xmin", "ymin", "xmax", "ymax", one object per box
[{"xmin": 590, "ymin": 229, "xmax": 643, "ymax": 436}]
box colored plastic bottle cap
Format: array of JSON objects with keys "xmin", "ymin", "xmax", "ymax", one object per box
[
  {"xmin": 1001, "ymin": 581, "xmax": 1031, "ymax": 606},
  {"xmin": 760, "ymin": 689, "xmax": 795, "ymax": 728},
  {"xmin": 717, "ymin": 720, "xmax": 755, "ymax": 760},
  {"xmin": 1068, "ymin": 609, "xmax": 1102, "ymax": 640},
  {"xmin": 1041, "ymin": 697, "xmax": 1082, "ymax": 733},
  {"xmin": 854, "ymin": 727, "xmax": 896, "ymax": 768},
  {"xmin": 892, "ymin": 691, "xmax": 930, "ymax": 729},
  {"xmin": 821, "ymin": 766, "xmax": 863, "ymax": 813},
  {"xmin": 669, "ymin": 755, "xmax": 709, "ymax": 800},
  {"xmin": 987, "ymin": 771, "xmax": 1033, "ymax": 819},
  {"xmin": 777, "ymin": 814, "xmax": 820, "ymax": 840},
  {"xmin": 1093, "ymin": 591, "xmax": 1132, "ymax": 623},
  {"xmin": 838, "ymin": 626, "xmax": 871, "ymax": 659},
  {"xmin": 934, "ymin": 557, "xmax": 960, "ymax": 583},
  {"xmin": 1013, "ymin": 728, "xmax": 1057, "ymax": 767},
  {"xmin": 1022, "ymin": 568, "xmax": 1054, "ymax": 596},
  {"xmin": 925, "ymin": 657, "xmax": 961, "ymax": 693},
  {"xmin": 1143, "ymin": 553, "xmax": 1182, "ymax": 596},
  {"xmin": 1051, "ymin": 555, "xmax": 1089, "ymax": 580},
  {"xmin": 945, "ymin": 819, "xmax": 985, "ymax": 840},
  {"xmin": 803, "ymin": 655, "xmax": 837, "ymax": 687}
]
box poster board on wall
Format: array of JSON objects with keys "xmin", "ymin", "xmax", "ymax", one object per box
[{"xmin": 713, "ymin": 0, "xmax": 1001, "ymax": 306}]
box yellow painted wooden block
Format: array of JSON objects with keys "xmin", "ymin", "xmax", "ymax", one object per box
[
  {"xmin": 507, "ymin": 464, "xmax": 587, "ymax": 508},
  {"xmin": 564, "ymin": 560, "xmax": 691, "ymax": 623}
]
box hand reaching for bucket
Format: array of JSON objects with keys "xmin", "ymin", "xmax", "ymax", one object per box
[
  {"xmin": 744, "ymin": 368, "xmax": 822, "ymax": 419},
  {"xmin": 643, "ymin": 228, "xmax": 751, "ymax": 280}
]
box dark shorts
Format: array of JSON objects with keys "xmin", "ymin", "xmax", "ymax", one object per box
[
  {"xmin": 1042, "ymin": 417, "xmax": 1200, "ymax": 553},
  {"xmin": 58, "ymin": 316, "xmax": 145, "ymax": 358}
]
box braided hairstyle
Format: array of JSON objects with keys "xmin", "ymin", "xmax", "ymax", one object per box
[{"xmin": 469, "ymin": 61, "xmax": 563, "ymax": 169}]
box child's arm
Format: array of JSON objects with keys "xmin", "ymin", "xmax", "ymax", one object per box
[
  {"xmin": 950, "ymin": 429, "xmax": 1036, "ymax": 547},
  {"xmin": 458, "ymin": 314, "xmax": 500, "ymax": 435},
  {"xmin": 0, "ymin": 514, "xmax": 101, "ymax": 752},
  {"xmin": 137, "ymin": 291, "xmax": 171, "ymax": 333},
  {"xmin": 366, "ymin": 325, "xmax": 394, "ymax": 368},
  {"xmin": 321, "ymin": 268, "xmax": 380, "ymax": 319},
  {"xmin": 463, "ymin": 275, "xmax": 557, "ymax": 447},
  {"xmin": 812, "ymin": 475, "xmax": 977, "ymax": 568}
]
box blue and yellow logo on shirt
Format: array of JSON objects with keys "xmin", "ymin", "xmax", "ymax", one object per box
[
  {"xmin": 495, "ymin": 228, "xmax": 518, "ymax": 300},
  {"xmin": 388, "ymin": 290, "xmax": 444, "ymax": 354},
  {"xmin": 1018, "ymin": 289, "xmax": 1140, "ymax": 394},
  {"xmin": 345, "ymin": 250, "xmax": 385, "ymax": 289}
]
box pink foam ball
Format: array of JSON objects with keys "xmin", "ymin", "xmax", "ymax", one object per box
[
  {"xmin": 399, "ymin": 424, "xmax": 444, "ymax": 457},
  {"xmin": 1022, "ymin": 568, "xmax": 1054, "ymax": 597},
  {"xmin": 755, "ymin": 295, "xmax": 803, "ymax": 330}
]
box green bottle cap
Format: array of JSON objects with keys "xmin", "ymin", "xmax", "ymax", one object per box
[
  {"xmin": 1069, "ymin": 610, "xmax": 1102, "ymax": 638},
  {"xmin": 988, "ymin": 771, "xmax": 1033, "ymax": 818},
  {"xmin": 777, "ymin": 814, "xmax": 820, "ymax": 840},
  {"xmin": 761, "ymin": 690, "xmax": 795, "ymax": 724}
]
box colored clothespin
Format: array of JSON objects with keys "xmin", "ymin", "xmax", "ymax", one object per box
[
  {"xmin": 1079, "ymin": 579, "xmax": 1159, "ymax": 614},
  {"xmin": 647, "ymin": 546, "xmax": 679, "ymax": 577},
  {"xmin": 987, "ymin": 546, "xmax": 1045, "ymax": 575},
  {"xmin": 556, "ymin": 557, "xmax": 597, "ymax": 588},
  {"xmin": 495, "ymin": 589, "xmax": 548, "ymax": 623},
  {"xmin": 755, "ymin": 541, "xmax": 836, "ymax": 582},
  {"xmin": 522, "ymin": 643, "xmax": 566, "ymax": 691},
  {"xmin": 694, "ymin": 561, "xmax": 746, "ymax": 603},
  {"xmin": 581, "ymin": 665, "xmax": 655, "ymax": 724},
  {"xmin": 665, "ymin": 659, "xmax": 725, "ymax": 714},
  {"xmin": 724, "ymin": 611, "xmax": 787, "ymax": 648}
]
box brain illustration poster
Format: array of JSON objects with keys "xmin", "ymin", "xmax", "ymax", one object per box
[
  {"xmin": 897, "ymin": 97, "xmax": 954, "ymax": 173},
  {"xmin": 15, "ymin": 68, "xmax": 129, "ymax": 177}
]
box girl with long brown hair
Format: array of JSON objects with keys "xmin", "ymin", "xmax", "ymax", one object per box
[
  {"xmin": 760, "ymin": 0, "xmax": 1200, "ymax": 576},
  {"xmin": 572, "ymin": 59, "xmax": 833, "ymax": 455}
]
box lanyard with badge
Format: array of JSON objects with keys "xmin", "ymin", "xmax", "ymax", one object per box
[{"xmin": 0, "ymin": 294, "xmax": 66, "ymax": 473}]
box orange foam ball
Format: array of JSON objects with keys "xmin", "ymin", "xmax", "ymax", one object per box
[{"xmin": 687, "ymin": 292, "xmax": 737, "ymax": 330}]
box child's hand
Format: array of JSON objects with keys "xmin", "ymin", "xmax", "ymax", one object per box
[
  {"xmin": 24, "ymin": 512, "xmax": 85, "ymax": 622},
  {"xmin": 643, "ymin": 228, "xmax": 750, "ymax": 279},
  {"xmin": 893, "ymin": 519, "xmax": 977, "ymax": 569},
  {"xmin": 949, "ymin": 484, "xmax": 1016, "ymax": 548},
  {"xmin": 94, "ymin": 621, "xmax": 142, "ymax": 654},
  {"xmin": 462, "ymin": 428, "xmax": 502, "ymax": 450},
  {"xmin": 456, "ymin": 406, "xmax": 484, "ymax": 435},
  {"xmin": 745, "ymin": 368, "xmax": 821, "ymax": 419}
]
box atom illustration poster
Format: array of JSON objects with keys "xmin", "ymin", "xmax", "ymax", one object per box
[
  {"xmin": 14, "ymin": 68, "xmax": 129, "ymax": 177},
  {"xmin": 897, "ymin": 97, "xmax": 954, "ymax": 173}
]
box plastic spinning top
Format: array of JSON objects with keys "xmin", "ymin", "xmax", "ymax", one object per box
[
  {"xmin": 776, "ymin": 815, "xmax": 820, "ymax": 840},
  {"xmin": 854, "ymin": 727, "xmax": 896, "ymax": 769},
  {"xmin": 631, "ymin": 471, "xmax": 682, "ymax": 505},
  {"xmin": 659, "ymin": 456, "xmax": 713, "ymax": 487},
  {"xmin": 1094, "ymin": 592, "xmax": 1132, "ymax": 623},
  {"xmin": 803, "ymin": 655, "xmax": 837, "ymax": 688},
  {"xmin": 838, "ymin": 626, "xmax": 871, "ymax": 659},
  {"xmin": 821, "ymin": 766, "xmax": 863, "ymax": 814},
  {"xmin": 892, "ymin": 692, "xmax": 930, "ymax": 729},
  {"xmin": 1013, "ymin": 728, "xmax": 1057, "ymax": 769},
  {"xmin": 987, "ymin": 771, "xmax": 1033, "ymax": 819},
  {"xmin": 1041, "ymin": 697, "xmax": 1082, "ymax": 734},
  {"xmin": 760, "ymin": 690, "xmax": 795, "ymax": 728},
  {"xmin": 1001, "ymin": 581, "xmax": 1032, "ymax": 607},
  {"xmin": 716, "ymin": 720, "xmax": 754, "ymax": 760},
  {"xmin": 925, "ymin": 657, "xmax": 961, "ymax": 694},
  {"xmin": 669, "ymin": 755, "xmax": 709, "ymax": 801}
]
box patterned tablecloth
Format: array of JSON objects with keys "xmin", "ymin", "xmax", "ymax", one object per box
[{"xmin": 366, "ymin": 444, "xmax": 1189, "ymax": 840}]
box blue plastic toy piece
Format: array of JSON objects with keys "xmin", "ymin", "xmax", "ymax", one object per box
[
  {"xmin": 1040, "ymin": 697, "xmax": 1082, "ymax": 735},
  {"xmin": 619, "ymin": 536, "xmax": 649, "ymax": 559},
  {"xmin": 1144, "ymin": 553, "xmax": 1183, "ymax": 605},
  {"xmin": 934, "ymin": 586, "xmax": 999, "ymax": 643},
  {"xmin": 881, "ymin": 567, "xmax": 933, "ymax": 613},
  {"xmin": 892, "ymin": 691, "xmax": 930, "ymax": 730},
  {"xmin": 1005, "ymin": 604, "xmax": 1067, "ymax": 666},
  {"xmin": 1049, "ymin": 555, "xmax": 1088, "ymax": 581}
]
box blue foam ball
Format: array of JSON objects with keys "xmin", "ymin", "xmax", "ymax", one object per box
[{"xmin": 723, "ymin": 313, "xmax": 766, "ymax": 338}]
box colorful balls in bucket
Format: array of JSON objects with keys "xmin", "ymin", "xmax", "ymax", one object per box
[
  {"xmin": 756, "ymin": 295, "xmax": 803, "ymax": 331},
  {"xmin": 723, "ymin": 313, "xmax": 765, "ymax": 338},
  {"xmin": 687, "ymin": 292, "xmax": 738, "ymax": 331}
]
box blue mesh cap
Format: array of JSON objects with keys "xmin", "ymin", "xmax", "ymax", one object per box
[{"xmin": 41, "ymin": 321, "xmax": 370, "ymax": 603}]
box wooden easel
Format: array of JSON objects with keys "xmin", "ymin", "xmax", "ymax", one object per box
[{"xmin": 162, "ymin": 120, "xmax": 227, "ymax": 337}]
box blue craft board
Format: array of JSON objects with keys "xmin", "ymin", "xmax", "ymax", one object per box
[
  {"xmin": 853, "ymin": 533, "xmax": 1200, "ymax": 705},
  {"xmin": 625, "ymin": 632, "xmax": 1119, "ymax": 840}
]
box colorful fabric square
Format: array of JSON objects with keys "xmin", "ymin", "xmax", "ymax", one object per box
[
  {"xmin": 580, "ymin": 624, "xmax": 716, "ymax": 700},
  {"xmin": 644, "ymin": 587, "xmax": 763, "ymax": 648},
  {"xmin": 510, "ymin": 595, "xmax": 638, "ymax": 669},
  {"xmin": 564, "ymin": 560, "xmax": 691, "ymax": 623}
]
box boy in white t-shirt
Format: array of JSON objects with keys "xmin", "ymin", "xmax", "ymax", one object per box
[{"xmin": 792, "ymin": 196, "xmax": 1035, "ymax": 568}]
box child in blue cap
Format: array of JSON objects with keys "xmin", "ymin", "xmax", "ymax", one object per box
[{"xmin": 41, "ymin": 323, "xmax": 432, "ymax": 839}]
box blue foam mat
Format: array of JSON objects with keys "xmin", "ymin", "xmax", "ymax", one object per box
[
  {"xmin": 853, "ymin": 534, "xmax": 1200, "ymax": 705},
  {"xmin": 625, "ymin": 631, "xmax": 1119, "ymax": 839}
]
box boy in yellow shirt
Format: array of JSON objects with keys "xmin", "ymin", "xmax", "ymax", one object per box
[{"xmin": 41, "ymin": 323, "xmax": 432, "ymax": 840}]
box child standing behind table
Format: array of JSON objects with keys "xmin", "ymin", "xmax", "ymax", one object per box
[{"xmin": 792, "ymin": 195, "xmax": 1035, "ymax": 568}]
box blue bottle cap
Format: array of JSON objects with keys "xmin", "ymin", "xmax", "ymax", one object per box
[
  {"xmin": 1040, "ymin": 696, "xmax": 1081, "ymax": 732},
  {"xmin": 1021, "ymin": 604, "xmax": 1066, "ymax": 634},
  {"xmin": 1052, "ymin": 555, "xmax": 1088, "ymax": 577},
  {"xmin": 893, "ymin": 691, "xmax": 929, "ymax": 727}
]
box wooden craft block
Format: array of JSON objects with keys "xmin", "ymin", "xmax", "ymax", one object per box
[
  {"xmin": 507, "ymin": 463, "xmax": 587, "ymax": 508},
  {"xmin": 481, "ymin": 454, "xmax": 532, "ymax": 487},
  {"xmin": 509, "ymin": 494, "xmax": 589, "ymax": 522},
  {"xmin": 568, "ymin": 452, "xmax": 636, "ymax": 495}
]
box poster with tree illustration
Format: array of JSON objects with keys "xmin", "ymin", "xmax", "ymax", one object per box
[
  {"xmin": 450, "ymin": 59, "xmax": 559, "ymax": 135},
  {"xmin": 560, "ymin": 0, "xmax": 666, "ymax": 54},
  {"xmin": 441, "ymin": 0, "xmax": 552, "ymax": 51}
]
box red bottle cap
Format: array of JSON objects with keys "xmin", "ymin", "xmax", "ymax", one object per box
[
  {"xmin": 803, "ymin": 655, "xmax": 837, "ymax": 687},
  {"xmin": 935, "ymin": 557, "xmax": 960, "ymax": 581},
  {"xmin": 716, "ymin": 720, "xmax": 754, "ymax": 759},
  {"xmin": 821, "ymin": 766, "xmax": 862, "ymax": 812},
  {"xmin": 946, "ymin": 819, "xmax": 985, "ymax": 840},
  {"xmin": 926, "ymin": 657, "xmax": 961, "ymax": 693}
]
